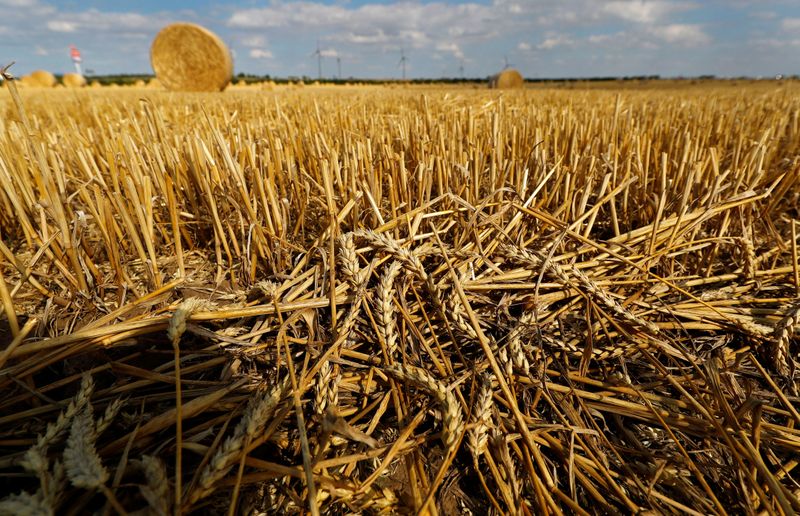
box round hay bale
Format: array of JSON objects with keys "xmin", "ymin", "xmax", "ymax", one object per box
[
  {"xmin": 90, "ymin": 80, "xmax": 102, "ymax": 88},
  {"xmin": 150, "ymin": 23, "xmax": 233, "ymax": 92},
  {"xmin": 489, "ymin": 68, "xmax": 524, "ymax": 89},
  {"xmin": 147, "ymin": 78, "xmax": 161, "ymax": 89},
  {"xmin": 27, "ymin": 70, "xmax": 56, "ymax": 88},
  {"xmin": 62, "ymin": 73, "xmax": 86, "ymax": 88},
  {"xmin": 133, "ymin": 79, "xmax": 146, "ymax": 87}
]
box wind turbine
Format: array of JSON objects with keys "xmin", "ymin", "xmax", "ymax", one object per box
[
  {"xmin": 398, "ymin": 48, "xmax": 408, "ymax": 80},
  {"xmin": 337, "ymin": 56, "xmax": 341, "ymax": 80},
  {"xmin": 311, "ymin": 40, "xmax": 322, "ymax": 80},
  {"xmin": 459, "ymin": 60, "xmax": 465, "ymax": 78},
  {"xmin": 503, "ymin": 55, "xmax": 513, "ymax": 70}
]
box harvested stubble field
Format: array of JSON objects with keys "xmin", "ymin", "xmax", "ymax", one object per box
[{"xmin": 1, "ymin": 79, "xmax": 800, "ymax": 515}]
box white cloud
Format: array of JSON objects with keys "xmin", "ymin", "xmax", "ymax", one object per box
[
  {"xmin": 228, "ymin": 1, "xmax": 501, "ymax": 46},
  {"xmin": 47, "ymin": 20, "xmax": 76, "ymax": 32},
  {"xmin": 241, "ymin": 35, "xmax": 267, "ymax": 48},
  {"xmin": 652, "ymin": 24, "xmax": 710, "ymax": 46},
  {"xmin": 538, "ymin": 34, "xmax": 575, "ymax": 50},
  {"xmin": 320, "ymin": 48, "xmax": 339, "ymax": 58},
  {"xmin": 436, "ymin": 42, "xmax": 464, "ymax": 59},
  {"xmin": 518, "ymin": 41, "xmax": 531, "ymax": 51},
  {"xmin": 603, "ymin": 1, "xmax": 695, "ymax": 24},
  {"xmin": 0, "ymin": 0, "xmax": 38, "ymax": 6},
  {"xmin": 336, "ymin": 30, "xmax": 390, "ymax": 45},
  {"xmin": 588, "ymin": 33, "xmax": 613, "ymax": 44},
  {"xmin": 249, "ymin": 48, "xmax": 273, "ymax": 59},
  {"xmin": 34, "ymin": 45, "xmax": 47, "ymax": 56},
  {"xmin": 751, "ymin": 37, "xmax": 800, "ymax": 49},
  {"xmin": 783, "ymin": 18, "xmax": 800, "ymax": 32}
]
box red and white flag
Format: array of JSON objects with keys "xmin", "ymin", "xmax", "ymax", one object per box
[{"xmin": 70, "ymin": 45, "xmax": 81, "ymax": 63}]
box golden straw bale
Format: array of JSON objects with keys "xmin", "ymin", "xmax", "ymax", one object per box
[
  {"xmin": 150, "ymin": 23, "xmax": 233, "ymax": 92},
  {"xmin": 62, "ymin": 73, "xmax": 87, "ymax": 88},
  {"xmin": 90, "ymin": 80, "xmax": 102, "ymax": 88},
  {"xmin": 134, "ymin": 79, "xmax": 146, "ymax": 87},
  {"xmin": 27, "ymin": 70, "xmax": 56, "ymax": 88},
  {"xmin": 489, "ymin": 68, "xmax": 524, "ymax": 89},
  {"xmin": 147, "ymin": 78, "xmax": 161, "ymax": 89}
]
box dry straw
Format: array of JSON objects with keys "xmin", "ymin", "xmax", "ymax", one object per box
[{"xmin": 150, "ymin": 22, "xmax": 233, "ymax": 92}]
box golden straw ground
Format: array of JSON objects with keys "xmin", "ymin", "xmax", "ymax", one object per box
[{"xmin": 0, "ymin": 79, "xmax": 799, "ymax": 514}]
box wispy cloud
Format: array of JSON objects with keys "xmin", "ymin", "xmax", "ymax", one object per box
[{"xmin": 652, "ymin": 24, "xmax": 710, "ymax": 46}]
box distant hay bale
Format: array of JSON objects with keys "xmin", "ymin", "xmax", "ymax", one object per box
[
  {"xmin": 27, "ymin": 70, "xmax": 56, "ymax": 88},
  {"xmin": 90, "ymin": 80, "xmax": 102, "ymax": 88},
  {"xmin": 147, "ymin": 78, "xmax": 161, "ymax": 89},
  {"xmin": 150, "ymin": 22, "xmax": 233, "ymax": 92},
  {"xmin": 489, "ymin": 68, "xmax": 524, "ymax": 89},
  {"xmin": 134, "ymin": 79, "xmax": 146, "ymax": 87},
  {"xmin": 62, "ymin": 73, "xmax": 86, "ymax": 88}
]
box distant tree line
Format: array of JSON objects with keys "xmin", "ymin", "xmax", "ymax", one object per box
[{"xmin": 78, "ymin": 72, "xmax": 798, "ymax": 86}]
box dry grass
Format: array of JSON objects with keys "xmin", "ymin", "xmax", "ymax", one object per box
[{"xmin": 1, "ymin": 77, "xmax": 800, "ymax": 514}]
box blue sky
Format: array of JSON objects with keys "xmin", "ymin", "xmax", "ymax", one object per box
[{"xmin": 1, "ymin": 0, "xmax": 799, "ymax": 79}]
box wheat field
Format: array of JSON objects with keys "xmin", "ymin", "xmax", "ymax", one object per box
[{"xmin": 1, "ymin": 79, "xmax": 800, "ymax": 514}]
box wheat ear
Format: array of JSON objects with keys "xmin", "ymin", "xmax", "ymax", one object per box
[
  {"xmin": 502, "ymin": 244, "xmax": 660, "ymax": 337},
  {"xmin": 376, "ymin": 261, "xmax": 403, "ymax": 357},
  {"xmin": 135, "ymin": 455, "xmax": 170, "ymax": 516},
  {"xmin": 773, "ymin": 301, "xmax": 800, "ymax": 375},
  {"xmin": 63, "ymin": 404, "xmax": 108, "ymax": 489},
  {"xmin": 356, "ymin": 229, "xmax": 478, "ymax": 341},
  {"xmin": 468, "ymin": 373, "xmax": 494, "ymax": 459},
  {"xmin": 188, "ymin": 378, "xmax": 287, "ymax": 505},
  {"xmin": 315, "ymin": 360, "xmax": 341, "ymax": 417},
  {"xmin": 383, "ymin": 364, "xmax": 463, "ymax": 450},
  {"xmin": 338, "ymin": 232, "xmax": 361, "ymax": 286}
]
